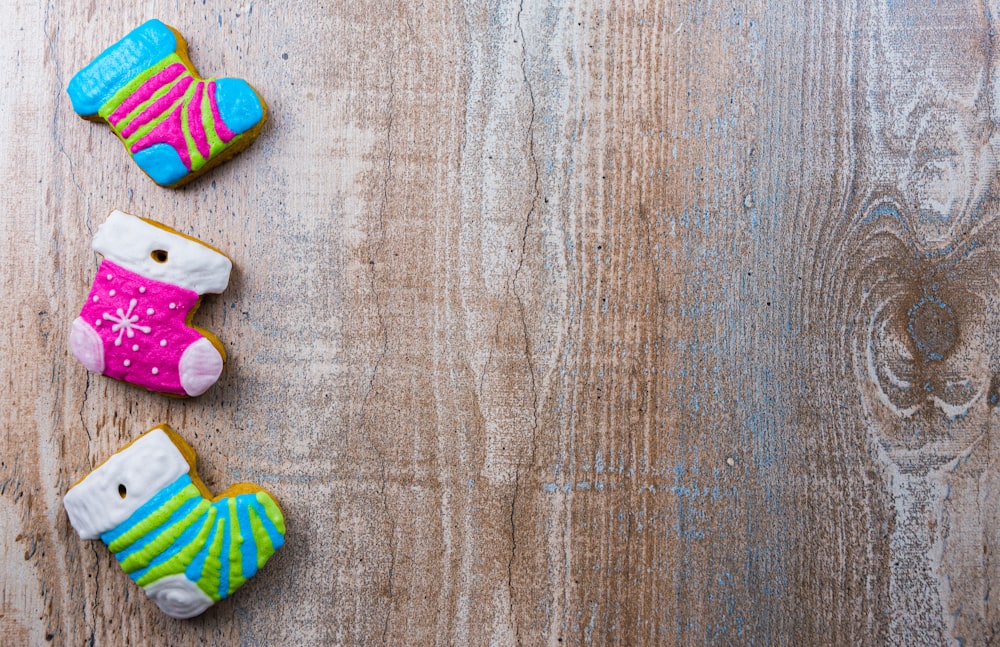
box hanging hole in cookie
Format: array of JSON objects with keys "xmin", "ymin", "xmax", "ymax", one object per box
[
  {"xmin": 151, "ymin": 249, "xmax": 169, "ymax": 263},
  {"xmin": 118, "ymin": 483, "xmax": 127, "ymax": 499}
]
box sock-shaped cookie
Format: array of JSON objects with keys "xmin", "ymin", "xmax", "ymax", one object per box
[
  {"xmin": 67, "ymin": 19, "xmax": 267, "ymax": 187},
  {"xmin": 70, "ymin": 210, "xmax": 231, "ymax": 397},
  {"xmin": 64, "ymin": 424, "xmax": 286, "ymax": 619}
]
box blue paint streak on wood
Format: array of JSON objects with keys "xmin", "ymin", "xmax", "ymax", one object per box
[{"xmin": 665, "ymin": 136, "xmax": 793, "ymax": 640}]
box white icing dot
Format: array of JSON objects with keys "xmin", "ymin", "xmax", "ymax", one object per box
[
  {"xmin": 95, "ymin": 319, "xmax": 102, "ymax": 326},
  {"xmin": 114, "ymin": 338, "xmax": 121, "ymax": 347},
  {"xmin": 146, "ymin": 308, "xmax": 154, "ymax": 315},
  {"xmin": 92, "ymin": 295, "xmax": 99, "ymax": 303},
  {"xmin": 151, "ymin": 367, "xmax": 159, "ymax": 375},
  {"xmin": 109, "ymin": 289, "xmax": 116, "ymax": 297},
  {"xmin": 132, "ymin": 344, "xmax": 139, "ymax": 351},
  {"xmin": 160, "ymin": 340, "xmax": 167, "ymax": 347},
  {"xmin": 124, "ymin": 359, "xmax": 131, "ymax": 367},
  {"xmin": 169, "ymin": 303, "xmax": 176, "ymax": 309},
  {"xmin": 139, "ymin": 286, "xmax": 146, "ymax": 294},
  {"xmin": 106, "ymin": 274, "xmax": 113, "ymax": 281}
]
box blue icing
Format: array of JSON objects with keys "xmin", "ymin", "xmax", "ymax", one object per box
[
  {"xmin": 235, "ymin": 496, "xmax": 259, "ymax": 581},
  {"xmin": 68, "ymin": 19, "xmax": 177, "ymax": 117},
  {"xmin": 185, "ymin": 508, "xmax": 220, "ymax": 583},
  {"xmin": 214, "ymin": 78, "xmax": 264, "ymax": 135},
  {"xmin": 217, "ymin": 502, "xmax": 232, "ymax": 599},
  {"xmin": 184, "ymin": 541, "xmax": 208, "ymax": 582},
  {"xmin": 133, "ymin": 143, "xmax": 189, "ymax": 185},
  {"xmin": 114, "ymin": 495, "xmax": 202, "ymax": 562},
  {"xmin": 250, "ymin": 497, "xmax": 285, "ymax": 551},
  {"xmin": 129, "ymin": 505, "xmax": 213, "ymax": 584}
]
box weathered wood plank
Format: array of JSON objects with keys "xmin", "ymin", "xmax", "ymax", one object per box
[{"xmin": 3, "ymin": 0, "xmax": 1000, "ymax": 645}]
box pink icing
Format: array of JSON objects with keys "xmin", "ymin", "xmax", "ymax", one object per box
[
  {"xmin": 207, "ymin": 82, "xmax": 237, "ymax": 143},
  {"xmin": 131, "ymin": 104, "xmax": 192, "ymax": 170},
  {"xmin": 77, "ymin": 260, "xmax": 213, "ymax": 396},
  {"xmin": 108, "ymin": 62, "xmax": 186, "ymax": 125},
  {"xmin": 120, "ymin": 75, "xmax": 193, "ymax": 139},
  {"xmin": 187, "ymin": 82, "xmax": 211, "ymax": 159}
]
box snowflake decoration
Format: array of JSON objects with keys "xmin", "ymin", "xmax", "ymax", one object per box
[{"xmin": 103, "ymin": 298, "xmax": 152, "ymax": 347}]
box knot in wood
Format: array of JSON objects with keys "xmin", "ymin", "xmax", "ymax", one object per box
[{"xmin": 906, "ymin": 295, "xmax": 958, "ymax": 362}]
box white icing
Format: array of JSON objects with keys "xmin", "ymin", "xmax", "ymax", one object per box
[
  {"xmin": 63, "ymin": 428, "xmax": 190, "ymax": 540},
  {"xmin": 92, "ymin": 211, "xmax": 232, "ymax": 294},
  {"xmin": 152, "ymin": 367, "xmax": 159, "ymax": 375},
  {"xmin": 143, "ymin": 574, "xmax": 214, "ymax": 619},
  {"xmin": 124, "ymin": 359, "xmax": 131, "ymax": 367},
  {"xmin": 70, "ymin": 317, "xmax": 105, "ymax": 373},
  {"xmin": 178, "ymin": 338, "xmax": 224, "ymax": 396}
]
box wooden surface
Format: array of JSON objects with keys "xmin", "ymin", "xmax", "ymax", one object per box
[{"xmin": 3, "ymin": 1, "xmax": 1000, "ymax": 645}]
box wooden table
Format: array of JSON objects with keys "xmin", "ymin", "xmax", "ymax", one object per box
[{"xmin": 3, "ymin": 1, "xmax": 998, "ymax": 645}]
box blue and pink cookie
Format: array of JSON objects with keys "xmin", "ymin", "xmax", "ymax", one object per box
[{"xmin": 67, "ymin": 19, "xmax": 267, "ymax": 187}]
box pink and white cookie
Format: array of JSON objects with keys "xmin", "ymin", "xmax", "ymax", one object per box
[{"xmin": 70, "ymin": 210, "xmax": 232, "ymax": 397}]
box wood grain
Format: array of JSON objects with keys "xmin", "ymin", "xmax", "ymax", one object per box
[{"xmin": 3, "ymin": 0, "xmax": 1000, "ymax": 644}]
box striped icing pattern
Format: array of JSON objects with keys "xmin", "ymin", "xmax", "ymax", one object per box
[
  {"xmin": 100, "ymin": 473, "xmax": 285, "ymax": 602},
  {"xmin": 97, "ymin": 54, "xmax": 237, "ymax": 175}
]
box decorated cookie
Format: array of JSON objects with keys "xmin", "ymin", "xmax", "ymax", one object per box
[
  {"xmin": 70, "ymin": 210, "xmax": 231, "ymax": 397},
  {"xmin": 67, "ymin": 19, "xmax": 267, "ymax": 187},
  {"xmin": 64, "ymin": 424, "xmax": 286, "ymax": 619}
]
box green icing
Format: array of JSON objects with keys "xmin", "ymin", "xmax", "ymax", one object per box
[
  {"xmin": 247, "ymin": 506, "xmax": 275, "ymax": 570},
  {"xmin": 180, "ymin": 90, "xmax": 207, "ymax": 170},
  {"xmin": 118, "ymin": 500, "xmax": 211, "ymax": 573},
  {"xmin": 201, "ymin": 88, "xmax": 229, "ymax": 160},
  {"xmin": 123, "ymin": 79, "xmax": 198, "ymax": 147},
  {"xmin": 225, "ymin": 497, "xmax": 247, "ymax": 595},
  {"xmin": 194, "ymin": 514, "xmax": 227, "ymax": 600},
  {"xmin": 115, "ymin": 81, "xmax": 177, "ymax": 135},
  {"xmin": 107, "ymin": 483, "xmax": 201, "ymax": 553},
  {"xmin": 135, "ymin": 506, "xmax": 217, "ymax": 590},
  {"xmin": 257, "ymin": 492, "xmax": 286, "ymax": 535},
  {"xmin": 97, "ymin": 54, "xmax": 180, "ymax": 119}
]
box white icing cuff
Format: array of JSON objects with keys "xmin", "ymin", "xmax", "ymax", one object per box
[
  {"xmin": 64, "ymin": 428, "xmax": 191, "ymax": 540},
  {"xmin": 92, "ymin": 210, "xmax": 232, "ymax": 294},
  {"xmin": 144, "ymin": 574, "xmax": 215, "ymax": 619}
]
